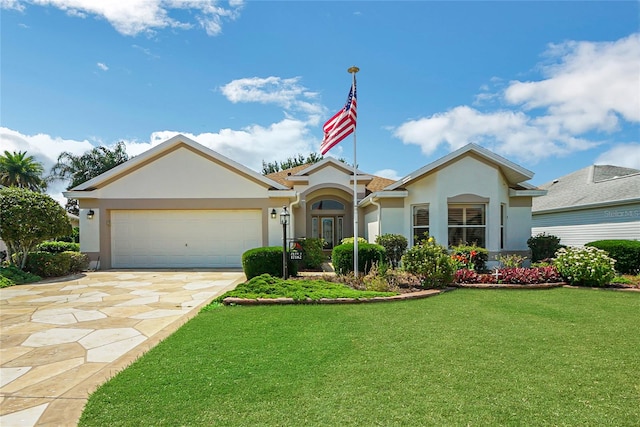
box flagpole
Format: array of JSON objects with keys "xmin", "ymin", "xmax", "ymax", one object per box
[{"xmin": 348, "ymin": 66, "xmax": 360, "ymax": 277}]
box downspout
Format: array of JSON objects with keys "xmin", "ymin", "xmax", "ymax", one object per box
[
  {"xmin": 370, "ymin": 196, "xmax": 381, "ymax": 242},
  {"xmin": 289, "ymin": 192, "xmax": 301, "ymax": 241}
]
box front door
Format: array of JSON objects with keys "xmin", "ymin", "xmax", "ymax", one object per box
[{"xmin": 321, "ymin": 217, "xmax": 334, "ymax": 249}]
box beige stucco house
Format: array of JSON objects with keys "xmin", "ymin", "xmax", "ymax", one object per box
[{"xmin": 64, "ymin": 134, "xmax": 545, "ymax": 269}]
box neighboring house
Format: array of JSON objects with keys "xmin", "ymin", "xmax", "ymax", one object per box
[
  {"xmin": 64, "ymin": 134, "xmax": 546, "ymax": 269},
  {"xmin": 532, "ymin": 165, "xmax": 640, "ymax": 246}
]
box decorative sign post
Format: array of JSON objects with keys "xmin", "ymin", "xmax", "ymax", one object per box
[{"xmin": 280, "ymin": 206, "xmax": 290, "ymax": 279}]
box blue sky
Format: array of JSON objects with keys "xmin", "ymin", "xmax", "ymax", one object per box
[{"xmin": 1, "ymin": 0, "xmax": 638, "ymax": 203}]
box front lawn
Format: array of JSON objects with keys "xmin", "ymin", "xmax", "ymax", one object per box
[
  {"xmin": 212, "ymin": 273, "xmax": 398, "ymax": 303},
  {"xmin": 80, "ymin": 288, "xmax": 639, "ymax": 426}
]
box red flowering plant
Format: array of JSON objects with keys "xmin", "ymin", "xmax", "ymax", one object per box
[{"xmin": 450, "ymin": 244, "xmax": 488, "ymax": 272}]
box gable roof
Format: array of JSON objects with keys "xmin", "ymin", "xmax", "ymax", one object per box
[
  {"xmin": 386, "ymin": 143, "xmax": 535, "ymax": 190},
  {"xmin": 265, "ymin": 159, "xmax": 395, "ymax": 193},
  {"xmin": 69, "ymin": 134, "xmax": 288, "ymax": 192},
  {"xmin": 532, "ymin": 164, "xmax": 640, "ymax": 213}
]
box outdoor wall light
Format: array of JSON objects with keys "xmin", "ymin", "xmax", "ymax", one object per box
[
  {"xmin": 87, "ymin": 210, "xmax": 95, "ymax": 219},
  {"xmin": 270, "ymin": 208, "xmax": 277, "ymax": 219}
]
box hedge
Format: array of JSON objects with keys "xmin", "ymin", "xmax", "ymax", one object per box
[
  {"xmin": 37, "ymin": 241, "xmax": 80, "ymax": 253},
  {"xmin": 331, "ymin": 242, "xmax": 385, "ymax": 275},
  {"xmin": 242, "ymin": 246, "xmax": 299, "ymax": 280},
  {"xmin": 24, "ymin": 251, "xmax": 89, "ymax": 277},
  {"xmin": 585, "ymin": 240, "xmax": 640, "ymax": 274}
]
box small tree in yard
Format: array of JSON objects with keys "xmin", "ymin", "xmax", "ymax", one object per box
[{"xmin": 0, "ymin": 187, "xmax": 71, "ymax": 268}]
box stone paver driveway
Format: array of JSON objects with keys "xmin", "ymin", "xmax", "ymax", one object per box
[{"xmin": 0, "ymin": 270, "xmax": 244, "ymax": 427}]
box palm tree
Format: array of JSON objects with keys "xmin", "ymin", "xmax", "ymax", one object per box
[
  {"xmin": 0, "ymin": 150, "xmax": 47, "ymax": 191},
  {"xmin": 49, "ymin": 142, "xmax": 129, "ymax": 189},
  {"xmin": 49, "ymin": 142, "xmax": 130, "ymax": 214}
]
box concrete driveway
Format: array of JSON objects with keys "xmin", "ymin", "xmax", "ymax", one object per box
[{"xmin": 0, "ymin": 270, "xmax": 244, "ymax": 427}]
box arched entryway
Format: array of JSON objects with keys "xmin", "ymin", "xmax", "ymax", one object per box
[{"xmin": 306, "ymin": 196, "xmax": 350, "ymax": 249}]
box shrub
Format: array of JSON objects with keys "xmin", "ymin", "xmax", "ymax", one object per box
[
  {"xmin": 0, "ymin": 275, "xmax": 14, "ymax": 288},
  {"xmin": 375, "ymin": 234, "xmax": 408, "ymax": 268},
  {"xmin": 242, "ymin": 247, "xmax": 298, "ymax": 280},
  {"xmin": 340, "ymin": 237, "xmax": 368, "ymax": 245},
  {"xmin": 499, "ymin": 267, "xmax": 562, "ymax": 284},
  {"xmin": 67, "ymin": 251, "xmax": 90, "ymax": 273},
  {"xmin": 585, "ymin": 240, "xmax": 640, "ymax": 274},
  {"xmin": 450, "ymin": 244, "xmax": 488, "ymax": 271},
  {"xmin": 528, "ymin": 233, "xmax": 563, "ymax": 262},
  {"xmin": 0, "ymin": 265, "xmax": 41, "ymax": 285},
  {"xmin": 55, "ymin": 226, "xmax": 80, "ymax": 243},
  {"xmin": 402, "ymin": 237, "xmax": 455, "ymax": 288},
  {"xmin": 497, "ymin": 254, "xmax": 527, "ymax": 268},
  {"xmin": 298, "ymin": 238, "xmax": 326, "ymax": 269},
  {"xmin": 24, "ymin": 251, "xmax": 72, "ymax": 277},
  {"xmin": 332, "ymin": 243, "xmax": 385, "ymax": 275},
  {"xmin": 37, "ymin": 241, "xmax": 80, "ymax": 253},
  {"xmin": 454, "ymin": 268, "xmax": 479, "ymax": 284},
  {"xmin": 0, "ymin": 187, "xmax": 72, "ymax": 268},
  {"xmin": 554, "ymin": 246, "xmax": 616, "ymax": 287}
]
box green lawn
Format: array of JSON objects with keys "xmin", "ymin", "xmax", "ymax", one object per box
[{"xmin": 80, "ymin": 288, "xmax": 639, "ymax": 426}]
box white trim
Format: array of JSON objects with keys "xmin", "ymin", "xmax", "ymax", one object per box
[
  {"xmin": 71, "ymin": 134, "xmax": 288, "ymax": 191},
  {"xmin": 386, "ymin": 143, "xmax": 534, "ymax": 190}
]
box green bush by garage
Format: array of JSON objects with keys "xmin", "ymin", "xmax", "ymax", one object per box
[
  {"xmin": 242, "ymin": 246, "xmax": 299, "ymax": 279},
  {"xmin": 585, "ymin": 240, "xmax": 640, "ymax": 274},
  {"xmin": 24, "ymin": 251, "xmax": 89, "ymax": 278}
]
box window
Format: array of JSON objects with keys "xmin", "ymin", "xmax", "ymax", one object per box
[
  {"xmin": 412, "ymin": 204, "xmax": 429, "ymax": 245},
  {"xmin": 448, "ymin": 204, "xmax": 486, "ymax": 247},
  {"xmin": 311, "ymin": 200, "xmax": 345, "ymax": 210}
]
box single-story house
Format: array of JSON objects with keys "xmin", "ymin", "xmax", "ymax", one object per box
[
  {"xmin": 532, "ymin": 165, "xmax": 640, "ymax": 246},
  {"xmin": 64, "ymin": 134, "xmax": 546, "ymax": 269}
]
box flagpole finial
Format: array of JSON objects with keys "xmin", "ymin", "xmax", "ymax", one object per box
[{"xmin": 347, "ymin": 66, "xmax": 359, "ymax": 74}]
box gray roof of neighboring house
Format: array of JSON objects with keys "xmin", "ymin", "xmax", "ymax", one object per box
[{"xmin": 532, "ymin": 165, "xmax": 640, "ymax": 213}]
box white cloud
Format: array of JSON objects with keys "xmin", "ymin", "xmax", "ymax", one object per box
[
  {"xmin": 0, "ymin": 0, "xmax": 24, "ymax": 11},
  {"xmin": 220, "ymin": 76, "xmax": 325, "ymax": 117},
  {"xmin": 595, "ymin": 143, "xmax": 640, "ymax": 169},
  {"xmin": 505, "ymin": 33, "xmax": 640, "ymax": 134},
  {"xmin": 393, "ymin": 106, "xmax": 596, "ymax": 162},
  {"xmin": 393, "ymin": 33, "xmax": 639, "ymax": 163},
  {"xmin": 96, "ymin": 62, "xmax": 108, "ymax": 71},
  {"xmin": 373, "ymin": 169, "xmax": 401, "ymax": 181},
  {"xmin": 9, "ymin": 0, "xmax": 244, "ymax": 36},
  {"xmin": 137, "ymin": 119, "xmax": 318, "ymax": 172},
  {"xmin": 0, "ymin": 127, "xmax": 95, "ymax": 204}
]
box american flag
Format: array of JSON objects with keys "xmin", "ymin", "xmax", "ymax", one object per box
[{"xmin": 320, "ymin": 82, "xmax": 357, "ymax": 155}]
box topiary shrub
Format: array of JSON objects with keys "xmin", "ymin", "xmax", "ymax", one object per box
[
  {"xmin": 24, "ymin": 251, "xmax": 72, "ymax": 277},
  {"xmin": 450, "ymin": 244, "xmax": 488, "ymax": 272},
  {"xmin": 298, "ymin": 238, "xmax": 326, "ymax": 270},
  {"xmin": 375, "ymin": 233, "xmax": 408, "ymax": 268},
  {"xmin": 242, "ymin": 246, "xmax": 298, "ymax": 280},
  {"xmin": 37, "ymin": 241, "xmax": 80, "ymax": 253},
  {"xmin": 585, "ymin": 240, "xmax": 640, "ymax": 274},
  {"xmin": 554, "ymin": 246, "xmax": 616, "ymax": 287},
  {"xmin": 402, "ymin": 237, "xmax": 456, "ymax": 288},
  {"xmin": 528, "ymin": 233, "xmax": 563, "ymax": 262},
  {"xmin": 332, "ymin": 242, "xmax": 385, "ymax": 275}
]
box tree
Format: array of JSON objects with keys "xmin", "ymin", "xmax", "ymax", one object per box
[
  {"xmin": 0, "ymin": 187, "xmax": 71, "ymax": 268},
  {"xmin": 261, "ymin": 153, "xmax": 324, "ymax": 175},
  {"xmin": 49, "ymin": 142, "xmax": 130, "ymax": 214},
  {"xmin": 0, "ymin": 150, "xmax": 47, "ymax": 192}
]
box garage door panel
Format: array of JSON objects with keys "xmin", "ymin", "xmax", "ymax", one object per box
[{"xmin": 111, "ymin": 210, "xmax": 262, "ymax": 268}]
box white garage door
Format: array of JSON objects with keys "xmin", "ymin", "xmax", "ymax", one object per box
[{"xmin": 111, "ymin": 210, "xmax": 262, "ymax": 268}]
